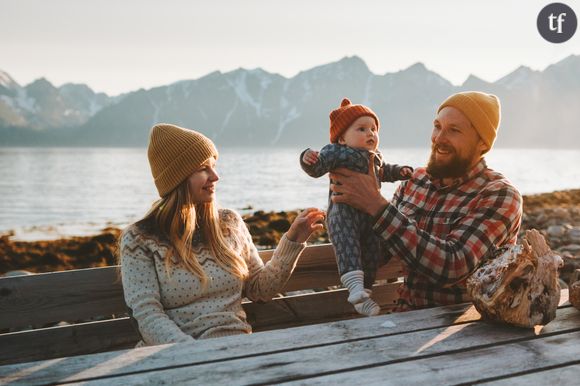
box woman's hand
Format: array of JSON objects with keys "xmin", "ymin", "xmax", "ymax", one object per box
[
  {"xmin": 286, "ymin": 208, "xmax": 325, "ymax": 243},
  {"xmin": 329, "ymin": 153, "xmax": 389, "ymax": 216}
]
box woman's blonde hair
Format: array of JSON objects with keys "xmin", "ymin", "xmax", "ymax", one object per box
[{"xmin": 132, "ymin": 173, "xmax": 249, "ymax": 286}]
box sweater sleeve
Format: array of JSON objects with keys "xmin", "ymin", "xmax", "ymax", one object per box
[
  {"xmin": 120, "ymin": 228, "xmax": 195, "ymax": 345},
  {"xmin": 300, "ymin": 147, "xmax": 331, "ymax": 178},
  {"xmin": 300, "ymin": 144, "xmax": 362, "ymax": 178},
  {"xmin": 226, "ymin": 211, "xmax": 306, "ymax": 302},
  {"xmin": 381, "ymin": 163, "xmax": 413, "ymax": 183},
  {"xmin": 372, "ymin": 182, "xmax": 523, "ymax": 286}
]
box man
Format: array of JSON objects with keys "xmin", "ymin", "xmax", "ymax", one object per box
[{"xmin": 330, "ymin": 91, "xmax": 522, "ymax": 311}]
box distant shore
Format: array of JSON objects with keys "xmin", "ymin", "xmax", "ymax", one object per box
[{"xmin": 1, "ymin": 189, "xmax": 580, "ymax": 283}]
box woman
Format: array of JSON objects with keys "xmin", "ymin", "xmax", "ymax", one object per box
[{"xmin": 120, "ymin": 123, "xmax": 324, "ymax": 346}]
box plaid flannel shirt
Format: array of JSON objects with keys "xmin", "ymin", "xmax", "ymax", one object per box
[{"xmin": 372, "ymin": 158, "xmax": 522, "ymax": 310}]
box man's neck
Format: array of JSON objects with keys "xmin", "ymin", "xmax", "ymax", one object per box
[{"xmin": 440, "ymin": 156, "xmax": 484, "ymax": 187}]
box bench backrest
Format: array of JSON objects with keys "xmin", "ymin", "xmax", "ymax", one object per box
[{"xmin": 0, "ymin": 244, "xmax": 403, "ymax": 365}]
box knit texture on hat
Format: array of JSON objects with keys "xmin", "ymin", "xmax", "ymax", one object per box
[
  {"xmin": 329, "ymin": 98, "xmax": 380, "ymax": 143},
  {"xmin": 148, "ymin": 123, "xmax": 218, "ymax": 197},
  {"xmin": 437, "ymin": 91, "xmax": 501, "ymax": 152}
]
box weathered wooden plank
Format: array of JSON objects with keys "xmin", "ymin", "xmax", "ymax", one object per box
[
  {"xmin": 0, "ymin": 300, "xmax": 485, "ymax": 384},
  {"xmin": 262, "ymin": 245, "xmax": 403, "ymax": 292},
  {"xmin": 290, "ymin": 331, "xmax": 580, "ymax": 386},
  {"xmin": 0, "ymin": 281, "xmax": 401, "ymax": 366},
  {"xmin": 0, "ymin": 318, "xmax": 139, "ymax": 366},
  {"xmin": 0, "ymin": 244, "xmax": 403, "ymax": 329},
  {"xmin": 477, "ymin": 362, "xmax": 580, "ymax": 385},
  {"xmin": 0, "ymin": 267, "xmax": 127, "ymax": 330},
  {"xmin": 248, "ymin": 282, "xmax": 402, "ymax": 330},
  {"xmin": 47, "ymin": 310, "xmax": 580, "ymax": 385},
  {"xmin": 0, "ymin": 298, "xmax": 574, "ymax": 386}
]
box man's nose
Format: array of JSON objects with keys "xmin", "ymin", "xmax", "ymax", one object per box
[{"xmin": 432, "ymin": 129, "xmax": 447, "ymax": 143}]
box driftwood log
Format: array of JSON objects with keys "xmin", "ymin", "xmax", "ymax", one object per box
[
  {"xmin": 467, "ymin": 229, "xmax": 563, "ymax": 328},
  {"xmin": 570, "ymin": 269, "xmax": 580, "ymax": 310}
]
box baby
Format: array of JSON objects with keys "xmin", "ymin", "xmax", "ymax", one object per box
[{"xmin": 300, "ymin": 98, "xmax": 412, "ymax": 316}]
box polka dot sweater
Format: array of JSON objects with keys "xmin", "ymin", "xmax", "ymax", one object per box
[{"xmin": 120, "ymin": 209, "xmax": 306, "ymax": 346}]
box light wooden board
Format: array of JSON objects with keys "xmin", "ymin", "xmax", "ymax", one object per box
[
  {"xmin": 0, "ymin": 301, "xmax": 485, "ymax": 385},
  {"xmin": 290, "ymin": 331, "xmax": 580, "ymax": 386},
  {"xmin": 0, "ymin": 293, "xmax": 571, "ymax": 386},
  {"xmin": 50, "ymin": 308, "xmax": 580, "ymax": 385},
  {"xmin": 0, "ymin": 282, "xmax": 401, "ymax": 366},
  {"xmin": 478, "ymin": 362, "xmax": 580, "ymax": 385},
  {"xmin": 261, "ymin": 244, "xmax": 403, "ymax": 292},
  {"xmin": 0, "ymin": 244, "xmax": 403, "ymax": 329},
  {"xmin": 0, "ymin": 267, "xmax": 126, "ymax": 330},
  {"xmin": 0, "ymin": 318, "xmax": 139, "ymax": 366}
]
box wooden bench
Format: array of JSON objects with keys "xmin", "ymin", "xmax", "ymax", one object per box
[{"xmin": 0, "ymin": 244, "xmax": 404, "ymax": 365}]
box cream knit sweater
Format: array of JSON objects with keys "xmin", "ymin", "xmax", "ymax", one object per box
[{"xmin": 120, "ymin": 209, "xmax": 306, "ymax": 346}]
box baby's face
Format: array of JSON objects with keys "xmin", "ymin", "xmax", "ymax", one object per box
[{"xmin": 339, "ymin": 116, "xmax": 379, "ymax": 151}]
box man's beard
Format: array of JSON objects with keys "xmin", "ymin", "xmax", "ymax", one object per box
[{"xmin": 426, "ymin": 145, "xmax": 472, "ymax": 179}]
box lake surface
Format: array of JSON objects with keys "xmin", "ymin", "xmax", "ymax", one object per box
[{"xmin": 1, "ymin": 147, "xmax": 580, "ymax": 239}]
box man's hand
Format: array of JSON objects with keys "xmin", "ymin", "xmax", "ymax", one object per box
[{"xmin": 329, "ymin": 153, "xmax": 389, "ymax": 216}]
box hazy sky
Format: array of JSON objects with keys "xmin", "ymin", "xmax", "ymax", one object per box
[{"xmin": 2, "ymin": 0, "xmax": 580, "ymax": 95}]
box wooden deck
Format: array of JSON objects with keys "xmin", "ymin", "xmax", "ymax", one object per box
[{"xmin": 0, "ymin": 290, "xmax": 576, "ymax": 385}]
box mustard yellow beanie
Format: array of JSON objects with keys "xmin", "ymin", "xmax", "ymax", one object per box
[
  {"xmin": 147, "ymin": 123, "xmax": 218, "ymax": 197},
  {"xmin": 437, "ymin": 91, "xmax": 501, "ymax": 152}
]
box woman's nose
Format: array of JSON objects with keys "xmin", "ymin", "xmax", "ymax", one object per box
[{"xmin": 210, "ymin": 168, "xmax": 219, "ymax": 181}]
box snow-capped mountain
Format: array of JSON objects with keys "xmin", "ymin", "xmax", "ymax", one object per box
[
  {"xmin": 1, "ymin": 55, "xmax": 579, "ymax": 148},
  {"xmin": 0, "ymin": 73, "xmax": 113, "ymax": 132}
]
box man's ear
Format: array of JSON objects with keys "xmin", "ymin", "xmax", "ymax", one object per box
[{"xmin": 478, "ymin": 139, "xmax": 489, "ymax": 155}]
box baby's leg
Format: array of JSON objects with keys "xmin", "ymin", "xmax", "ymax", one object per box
[
  {"xmin": 327, "ymin": 203, "xmax": 363, "ymax": 274},
  {"xmin": 361, "ymin": 223, "xmax": 382, "ymax": 289},
  {"xmin": 352, "ymin": 218, "xmax": 383, "ymax": 317},
  {"xmin": 327, "ymin": 203, "xmax": 368, "ymax": 305}
]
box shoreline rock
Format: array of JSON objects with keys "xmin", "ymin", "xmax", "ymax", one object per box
[{"xmin": 2, "ymin": 189, "xmax": 580, "ymax": 278}]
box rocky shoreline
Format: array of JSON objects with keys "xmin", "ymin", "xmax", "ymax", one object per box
[{"xmin": 2, "ymin": 189, "xmax": 580, "ymax": 284}]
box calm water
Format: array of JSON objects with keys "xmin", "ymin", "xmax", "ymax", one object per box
[{"xmin": 1, "ymin": 147, "xmax": 580, "ymax": 239}]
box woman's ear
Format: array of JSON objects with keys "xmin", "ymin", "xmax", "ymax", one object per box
[{"xmin": 338, "ymin": 136, "xmax": 346, "ymax": 145}]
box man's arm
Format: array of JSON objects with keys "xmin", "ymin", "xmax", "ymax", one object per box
[
  {"xmin": 330, "ymin": 156, "xmax": 523, "ymax": 287},
  {"xmin": 372, "ymin": 183, "xmax": 522, "ymax": 287}
]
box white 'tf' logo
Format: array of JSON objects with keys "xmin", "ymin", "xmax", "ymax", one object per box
[{"xmin": 549, "ymin": 12, "xmax": 567, "ymax": 33}]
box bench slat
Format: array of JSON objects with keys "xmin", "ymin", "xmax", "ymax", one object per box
[
  {"xmin": 0, "ymin": 282, "xmax": 402, "ymax": 365},
  {"xmin": 0, "ymin": 267, "xmax": 127, "ymax": 330},
  {"xmin": 0, "ymin": 244, "xmax": 403, "ymax": 329}
]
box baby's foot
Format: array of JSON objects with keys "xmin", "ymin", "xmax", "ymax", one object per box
[
  {"xmin": 341, "ymin": 270, "xmax": 367, "ymax": 304},
  {"xmin": 354, "ymin": 298, "xmax": 381, "ymax": 317},
  {"xmin": 347, "ymin": 289, "xmax": 370, "ymax": 305}
]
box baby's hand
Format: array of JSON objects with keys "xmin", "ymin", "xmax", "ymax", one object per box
[
  {"xmin": 400, "ymin": 166, "xmax": 413, "ymax": 179},
  {"xmin": 302, "ymin": 149, "xmax": 320, "ymax": 165}
]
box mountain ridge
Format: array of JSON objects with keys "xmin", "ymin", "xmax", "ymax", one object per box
[{"xmin": 1, "ymin": 55, "xmax": 579, "ymax": 148}]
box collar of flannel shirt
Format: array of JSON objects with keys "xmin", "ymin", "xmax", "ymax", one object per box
[{"xmin": 428, "ymin": 158, "xmax": 488, "ymax": 191}]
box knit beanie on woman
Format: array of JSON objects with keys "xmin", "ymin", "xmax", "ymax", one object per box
[
  {"xmin": 147, "ymin": 123, "xmax": 218, "ymax": 197},
  {"xmin": 329, "ymin": 98, "xmax": 380, "ymax": 143}
]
